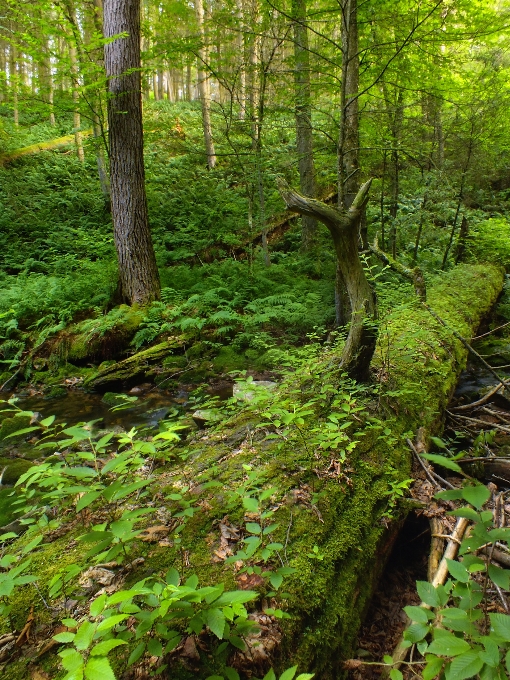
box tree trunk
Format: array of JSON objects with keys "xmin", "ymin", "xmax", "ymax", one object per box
[
  {"xmin": 195, "ymin": 0, "xmax": 216, "ymax": 169},
  {"xmin": 338, "ymin": 0, "xmax": 359, "ymax": 210},
  {"xmin": 103, "ymin": 0, "xmax": 161, "ymax": 305},
  {"xmin": 292, "ymin": 0, "xmax": 316, "ymax": 249},
  {"xmin": 66, "ymin": 0, "xmax": 85, "ymax": 163},
  {"xmin": 278, "ymin": 178, "xmax": 376, "ymax": 381}
]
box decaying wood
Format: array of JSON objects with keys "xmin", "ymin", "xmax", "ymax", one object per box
[
  {"xmin": 407, "ymin": 438, "xmax": 455, "ymax": 489},
  {"xmin": 276, "ymin": 177, "xmax": 376, "ymax": 381},
  {"xmin": 428, "ymin": 517, "xmax": 445, "ymax": 582},
  {"xmin": 448, "ymin": 411, "xmax": 510, "ymax": 435},
  {"xmin": 383, "ymin": 517, "xmax": 469, "ymax": 677},
  {"xmin": 369, "ymin": 240, "xmax": 427, "ymax": 301}
]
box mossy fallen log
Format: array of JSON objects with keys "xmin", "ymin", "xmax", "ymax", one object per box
[
  {"xmin": 0, "ymin": 264, "xmax": 504, "ymax": 680},
  {"xmin": 0, "ymin": 130, "xmax": 94, "ymax": 165},
  {"xmin": 83, "ymin": 337, "xmax": 184, "ymax": 390}
]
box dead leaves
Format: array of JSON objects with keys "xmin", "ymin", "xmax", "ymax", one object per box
[{"xmin": 212, "ymin": 518, "xmax": 240, "ymax": 563}]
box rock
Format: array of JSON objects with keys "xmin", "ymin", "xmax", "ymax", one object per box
[
  {"xmin": 192, "ymin": 409, "xmax": 223, "ymax": 428},
  {"xmin": 233, "ymin": 380, "xmax": 277, "ymax": 402},
  {"xmin": 29, "ymin": 412, "xmax": 43, "ymax": 425},
  {"xmin": 79, "ymin": 567, "xmax": 116, "ymax": 589}
]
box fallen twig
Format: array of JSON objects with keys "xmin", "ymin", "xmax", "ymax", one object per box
[
  {"xmin": 382, "ymin": 516, "xmax": 469, "ymax": 677},
  {"xmin": 451, "ymin": 382, "xmax": 505, "ymax": 412}
]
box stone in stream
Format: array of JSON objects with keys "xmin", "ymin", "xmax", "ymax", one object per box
[
  {"xmin": 192, "ymin": 409, "xmax": 223, "ymax": 428},
  {"xmin": 233, "ymin": 380, "xmax": 277, "ymax": 402}
]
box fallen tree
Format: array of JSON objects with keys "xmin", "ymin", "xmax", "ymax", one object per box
[{"xmin": 1, "ymin": 264, "xmax": 504, "ymax": 680}]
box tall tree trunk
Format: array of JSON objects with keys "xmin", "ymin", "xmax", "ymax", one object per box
[
  {"xmin": 278, "ymin": 178, "xmax": 376, "ymax": 381},
  {"xmin": 336, "ymin": 0, "xmax": 359, "ymax": 326},
  {"xmin": 292, "ymin": 0, "xmax": 316, "ymax": 248},
  {"xmin": 66, "ymin": 0, "xmax": 85, "ymax": 163},
  {"xmin": 104, "ymin": 0, "xmax": 161, "ymax": 305},
  {"xmin": 186, "ymin": 61, "xmax": 192, "ymax": 100},
  {"xmin": 195, "ymin": 0, "xmax": 216, "ymax": 169},
  {"xmin": 338, "ymin": 0, "xmax": 359, "ymax": 210},
  {"xmin": 9, "ymin": 40, "xmax": 18, "ymax": 126}
]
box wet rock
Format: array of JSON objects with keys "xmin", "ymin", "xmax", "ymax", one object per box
[
  {"xmin": 192, "ymin": 409, "xmax": 222, "ymax": 428},
  {"xmin": 233, "ymin": 380, "xmax": 277, "ymax": 402}
]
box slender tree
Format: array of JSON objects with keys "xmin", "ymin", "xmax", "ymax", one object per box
[{"xmin": 103, "ymin": 0, "xmax": 161, "ymax": 305}]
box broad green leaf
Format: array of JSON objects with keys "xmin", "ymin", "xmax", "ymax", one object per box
[
  {"xmin": 490, "ymin": 613, "xmax": 510, "ymax": 641},
  {"xmin": 147, "ymin": 638, "xmax": 163, "ymax": 656},
  {"xmin": 53, "ymin": 632, "xmax": 76, "ymax": 643},
  {"xmin": 84, "ymin": 655, "xmax": 116, "ymax": 680},
  {"xmin": 449, "ymin": 507, "xmax": 481, "ymax": 521},
  {"xmin": 243, "ymin": 497, "xmax": 259, "ymax": 513},
  {"xmin": 488, "ymin": 528, "xmax": 510, "ymax": 541},
  {"xmin": 96, "ymin": 614, "xmax": 128, "ymax": 632},
  {"xmin": 417, "ymin": 581, "xmax": 441, "ymax": 608},
  {"xmin": 76, "ymin": 491, "xmax": 102, "ymax": 512},
  {"xmin": 4, "ymin": 426, "xmax": 40, "ymax": 439},
  {"xmin": 389, "ymin": 670, "xmax": 403, "ymax": 680},
  {"xmin": 90, "ymin": 594, "xmax": 107, "ymax": 618},
  {"xmin": 22, "ymin": 534, "xmax": 43, "ymax": 554},
  {"xmin": 270, "ymin": 573, "xmax": 283, "ymax": 590},
  {"xmin": 435, "ymin": 489, "xmax": 464, "ymax": 501},
  {"xmin": 127, "ymin": 641, "xmax": 146, "ymax": 666},
  {"xmin": 403, "ymin": 606, "xmax": 430, "ymax": 623},
  {"xmin": 246, "ymin": 522, "xmax": 261, "ymax": 534},
  {"xmin": 295, "ymin": 675, "xmax": 315, "ymax": 680},
  {"xmin": 421, "ymin": 453, "xmax": 462, "ymax": 473},
  {"xmin": 280, "ymin": 667, "xmax": 298, "ymax": 680},
  {"xmin": 423, "ymin": 655, "xmax": 444, "ymax": 680},
  {"xmin": 427, "ymin": 629, "xmax": 471, "ymax": 656},
  {"xmin": 0, "ymin": 575, "xmax": 15, "ymax": 597},
  {"xmin": 90, "ymin": 639, "xmax": 127, "ymax": 656},
  {"xmin": 74, "ymin": 620, "xmax": 96, "ymax": 651},
  {"xmin": 262, "ymin": 671, "xmax": 276, "ymax": 680},
  {"xmin": 446, "ymin": 559, "xmax": 470, "ymax": 583},
  {"xmin": 488, "ymin": 564, "xmax": 510, "ymax": 590},
  {"xmin": 213, "ymin": 591, "xmax": 258, "ymax": 607},
  {"xmin": 462, "ymin": 485, "xmax": 491, "ymax": 509},
  {"xmin": 41, "ymin": 415, "xmax": 56, "ymax": 427},
  {"xmin": 223, "ymin": 668, "xmax": 240, "ymax": 680},
  {"xmin": 403, "ymin": 623, "xmax": 429, "ymax": 643},
  {"xmin": 206, "ymin": 608, "xmax": 226, "ymax": 639},
  {"xmin": 59, "ymin": 648, "xmax": 84, "ymax": 673},
  {"xmin": 479, "ymin": 637, "xmax": 499, "ymax": 667},
  {"xmin": 447, "ymin": 650, "xmax": 484, "ymax": 679}
]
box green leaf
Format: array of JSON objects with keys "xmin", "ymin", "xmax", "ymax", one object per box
[
  {"xmin": 242, "ymin": 497, "xmax": 259, "ymax": 513},
  {"xmin": 59, "ymin": 648, "xmax": 84, "ymax": 673},
  {"xmin": 90, "ymin": 594, "xmax": 107, "ymax": 618},
  {"xmin": 490, "ymin": 613, "xmax": 510, "ymax": 641},
  {"xmin": 245, "ymin": 522, "xmax": 261, "ymax": 534},
  {"xmin": 147, "ymin": 638, "xmax": 163, "ymax": 657},
  {"xmin": 423, "ymin": 655, "xmax": 444, "ymax": 680},
  {"xmin": 0, "ymin": 574, "xmax": 15, "ymax": 597},
  {"xmin": 403, "ymin": 623, "xmax": 429, "ymax": 643},
  {"xmin": 295, "ymin": 675, "xmax": 315, "ymax": 680},
  {"xmin": 389, "ymin": 671, "xmax": 403, "ymax": 680},
  {"xmin": 417, "ymin": 581, "xmax": 441, "ymax": 608},
  {"xmin": 90, "ymin": 640, "xmax": 127, "ymax": 656},
  {"xmin": 462, "ymin": 485, "xmax": 491, "ymax": 509},
  {"xmin": 421, "ymin": 453, "xmax": 462, "ymax": 473},
  {"xmin": 4, "ymin": 426, "xmax": 41, "ymax": 439},
  {"xmin": 279, "ymin": 667, "xmax": 298, "ymax": 680},
  {"xmin": 84, "ymin": 656, "xmax": 116, "ymax": 680},
  {"xmin": 96, "ymin": 615, "xmax": 128, "ymax": 632},
  {"xmin": 41, "ymin": 415, "xmax": 56, "ymax": 427},
  {"xmin": 53, "ymin": 632, "xmax": 76, "ymax": 643},
  {"xmin": 448, "ymin": 650, "xmax": 484, "ymax": 679},
  {"xmin": 206, "ymin": 608, "xmax": 226, "ymax": 639},
  {"xmin": 77, "ymin": 491, "xmax": 102, "ymax": 512},
  {"xmin": 127, "ymin": 641, "xmax": 146, "ymax": 666},
  {"xmin": 403, "ymin": 605, "xmax": 430, "ymax": 623},
  {"xmin": 446, "ymin": 559, "xmax": 470, "ymax": 583},
  {"xmin": 213, "ymin": 591, "xmax": 258, "ymax": 607},
  {"xmin": 489, "ymin": 564, "xmax": 510, "ymax": 590},
  {"xmin": 435, "ymin": 489, "xmax": 464, "ymax": 501},
  {"xmin": 270, "ymin": 573, "xmax": 283, "ymax": 590},
  {"xmin": 449, "ymin": 507, "xmax": 481, "ymax": 521},
  {"xmin": 427, "ymin": 629, "xmax": 471, "ymax": 656},
  {"xmin": 166, "ymin": 568, "xmax": 180, "ymax": 586},
  {"xmin": 74, "ymin": 621, "xmax": 96, "ymax": 651},
  {"xmin": 263, "ymin": 672, "xmax": 276, "ymax": 680},
  {"xmin": 224, "ymin": 668, "xmax": 240, "ymax": 680},
  {"xmin": 21, "ymin": 534, "xmax": 43, "ymax": 554}
]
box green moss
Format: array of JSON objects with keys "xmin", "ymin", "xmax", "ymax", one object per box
[
  {"xmin": 212, "ymin": 346, "xmax": 248, "ymax": 372},
  {"xmin": 0, "ymin": 414, "xmax": 31, "ymax": 444},
  {"xmin": 0, "ymin": 458, "xmax": 34, "ymax": 485}
]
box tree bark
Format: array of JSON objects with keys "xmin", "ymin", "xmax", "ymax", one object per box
[
  {"xmin": 103, "ymin": 0, "xmax": 161, "ymax": 305},
  {"xmin": 292, "ymin": 0, "xmax": 316, "ymax": 249},
  {"xmin": 277, "ymin": 178, "xmax": 376, "ymax": 381},
  {"xmin": 195, "ymin": 0, "xmax": 216, "ymax": 169}
]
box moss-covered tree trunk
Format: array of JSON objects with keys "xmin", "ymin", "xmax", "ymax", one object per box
[{"xmin": 277, "ymin": 177, "xmax": 376, "ymax": 381}]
